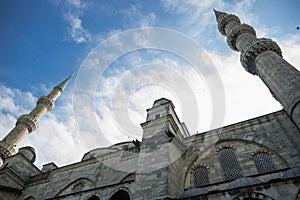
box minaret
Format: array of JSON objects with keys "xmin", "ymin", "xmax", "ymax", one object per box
[
  {"xmin": 214, "ymin": 9, "xmax": 300, "ymax": 129},
  {"xmin": 0, "ymin": 73, "xmax": 75, "ymax": 165}
]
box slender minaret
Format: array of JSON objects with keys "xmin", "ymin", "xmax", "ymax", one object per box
[
  {"xmin": 214, "ymin": 9, "xmax": 300, "ymax": 129},
  {"xmin": 0, "ymin": 72, "xmax": 75, "ymax": 165}
]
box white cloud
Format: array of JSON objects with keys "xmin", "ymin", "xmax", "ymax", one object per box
[
  {"xmin": 121, "ymin": 4, "xmax": 157, "ymax": 28},
  {"xmin": 52, "ymin": 0, "xmax": 91, "ymax": 43},
  {"xmin": 278, "ymin": 33, "xmax": 300, "ymax": 70},
  {"xmin": 207, "ymin": 51, "xmax": 282, "ymax": 125}
]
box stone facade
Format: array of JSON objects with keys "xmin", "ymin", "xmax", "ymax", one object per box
[
  {"xmin": 1, "ymin": 100, "xmax": 300, "ymax": 200},
  {"xmin": 1, "ymin": 10, "xmax": 300, "ymax": 200}
]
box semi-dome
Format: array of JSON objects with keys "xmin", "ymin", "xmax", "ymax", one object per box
[{"xmin": 81, "ymin": 141, "xmax": 140, "ymax": 161}]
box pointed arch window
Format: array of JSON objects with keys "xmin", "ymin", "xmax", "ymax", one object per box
[
  {"xmin": 218, "ymin": 147, "xmax": 243, "ymax": 181},
  {"xmin": 253, "ymin": 152, "xmax": 276, "ymax": 173},
  {"xmin": 193, "ymin": 166, "xmax": 209, "ymax": 186},
  {"xmin": 109, "ymin": 190, "xmax": 130, "ymax": 200},
  {"xmin": 87, "ymin": 196, "xmax": 100, "ymax": 200}
]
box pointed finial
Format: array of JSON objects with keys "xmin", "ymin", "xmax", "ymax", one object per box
[
  {"xmin": 213, "ymin": 8, "xmax": 224, "ymax": 20},
  {"xmin": 55, "ymin": 72, "xmax": 75, "ymax": 92}
]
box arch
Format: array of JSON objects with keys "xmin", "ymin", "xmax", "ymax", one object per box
[
  {"xmin": 184, "ymin": 138, "xmax": 288, "ymax": 188},
  {"xmin": 220, "ymin": 135, "xmax": 286, "ymax": 161},
  {"xmin": 218, "ymin": 147, "xmax": 243, "ymax": 181},
  {"xmin": 87, "ymin": 196, "xmax": 100, "ymax": 200},
  {"xmin": 109, "ymin": 188, "xmax": 130, "ymax": 200},
  {"xmin": 215, "ymin": 139, "xmax": 289, "ymax": 167},
  {"xmin": 233, "ymin": 192, "xmax": 275, "ymax": 200},
  {"xmin": 24, "ymin": 197, "xmax": 35, "ymax": 200},
  {"xmin": 85, "ymin": 193, "xmax": 101, "ymax": 200},
  {"xmin": 55, "ymin": 177, "xmax": 95, "ymax": 196},
  {"xmin": 184, "ymin": 149, "xmax": 213, "ymax": 189},
  {"xmin": 119, "ymin": 173, "xmax": 135, "ymax": 183}
]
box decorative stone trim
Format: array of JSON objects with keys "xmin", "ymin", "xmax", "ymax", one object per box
[
  {"xmin": 190, "ymin": 163, "xmax": 210, "ymax": 173},
  {"xmin": 72, "ymin": 182, "xmax": 85, "ymax": 192},
  {"xmin": 16, "ymin": 114, "xmax": 38, "ymax": 133},
  {"xmin": 0, "ymin": 145, "xmax": 12, "ymax": 160},
  {"xmin": 251, "ymin": 149, "xmax": 272, "ymax": 157},
  {"xmin": 37, "ymin": 96, "xmax": 55, "ymax": 111},
  {"xmin": 227, "ymin": 23, "xmax": 256, "ymax": 51},
  {"xmin": 215, "ymin": 144, "xmax": 236, "ymax": 154},
  {"xmin": 218, "ymin": 14, "xmax": 241, "ymax": 36},
  {"xmin": 240, "ymin": 38, "xmax": 282, "ymax": 75},
  {"xmin": 84, "ymin": 193, "xmax": 101, "ymax": 200}
]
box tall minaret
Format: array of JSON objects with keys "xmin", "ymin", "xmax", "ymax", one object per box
[
  {"xmin": 0, "ymin": 73, "xmax": 75, "ymax": 165},
  {"xmin": 214, "ymin": 9, "xmax": 300, "ymax": 129}
]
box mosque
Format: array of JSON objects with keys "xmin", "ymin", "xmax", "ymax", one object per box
[{"xmin": 0, "ymin": 10, "xmax": 300, "ymax": 200}]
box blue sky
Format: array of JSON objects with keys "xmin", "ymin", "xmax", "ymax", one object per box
[
  {"xmin": 0, "ymin": 0, "xmax": 300, "ymax": 168},
  {"xmin": 1, "ymin": 0, "xmax": 299, "ymax": 92}
]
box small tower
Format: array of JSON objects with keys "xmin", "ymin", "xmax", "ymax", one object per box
[
  {"xmin": 0, "ymin": 73, "xmax": 75, "ymax": 165},
  {"xmin": 134, "ymin": 98, "xmax": 190, "ymax": 199},
  {"xmin": 214, "ymin": 9, "xmax": 300, "ymax": 129}
]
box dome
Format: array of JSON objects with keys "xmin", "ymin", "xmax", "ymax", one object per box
[
  {"xmin": 82, "ymin": 147, "xmax": 119, "ymax": 161},
  {"xmin": 18, "ymin": 146, "xmax": 36, "ymax": 163},
  {"xmin": 82, "ymin": 141, "xmax": 139, "ymax": 161},
  {"xmin": 153, "ymin": 98, "xmax": 172, "ymax": 107},
  {"xmin": 227, "ymin": 177, "xmax": 261, "ymax": 189}
]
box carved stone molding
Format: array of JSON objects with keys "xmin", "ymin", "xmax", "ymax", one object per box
[
  {"xmin": 227, "ymin": 23, "xmax": 256, "ymax": 51},
  {"xmin": 16, "ymin": 114, "xmax": 38, "ymax": 133},
  {"xmin": 218, "ymin": 14, "xmax": 241, "ymax": 36},
  {"xmin": 38, "ymin": 96, "xmax": 55, "ymax": 111},
  {"xmin": 251, "ymin": 149, "xmax": 272, "ymax": 157},
  {"xmin": 190, "ymin": 162, "xmax": 210, "ymax": 173},
  {"xmin": 240, "ymin": 38, "xmax": 282, "ymax": 75},
  {"xmin": 215, "ymin": 144, "xmax": 236, "ymax": 154},
  {"xmin": 0, "ymin": 144, "xmax": 12, "ymax": 160}
]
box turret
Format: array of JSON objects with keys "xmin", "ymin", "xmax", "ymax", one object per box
[
  {"xmin": 134, "ymin": 98, "xmax": 189, "ymax": 199},
  {"xmin": 214, "ymin": 9, "xmax": 300, "ymax": 129},
  {"xmin": 0, "ymin": 72, "xmax": 75, "ymax": 165}
]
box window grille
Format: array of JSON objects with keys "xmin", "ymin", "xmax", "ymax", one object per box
[
  {"xmin": 193, "ymin": 166, "xmax": 209, "ymax": 186},
  {"xmin": 253, "ymin": 152, "xmax": 276, "ymax": 173},
  {"xmin": 218, "ymin": 148, "xmax": 243, "ymax": 181}
]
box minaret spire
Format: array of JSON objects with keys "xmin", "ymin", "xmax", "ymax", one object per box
[
  {"xmin": 214, "ymin": 10, "xmax": 300, "ymax": 129},
  {"xmin": 0, "ymin": 72, "xmax": 75, "ymax": 165},
  {"xmin": 213, "ymin": 8, "xmax": 225, "ymax": 20},
  {"xmin": 55, "ymin": 72, "xmax": 75, "ymax": 92}
]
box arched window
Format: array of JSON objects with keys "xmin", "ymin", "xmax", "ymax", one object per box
[
  {"xmin": 193, "ymin": 166, "xmax": 209, "ymax": 186},
  {"xmin": 87, "ymin": 196, "xmax": 100, "ymax": 200},
  {"xmin": 72, "ymin": 182, "xmax": 84, "ymax": 192},
  {"xmin": 233, "ymin": 192, "xmax": 275, "ymax": 200},
  {"xmin": 218, "ymin": 148, "xmax": 243, "ymax": 181},
  {"xmin": 109, "ymin": 190, "xmax": 130, "ymax": 200},
  {"xmin": 253, "ymin": 152, "xmax": 276, "ymax": 173},
  {"xmin": 24, "ymin": 197, "xmax": 35, "ymax": 200}
]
